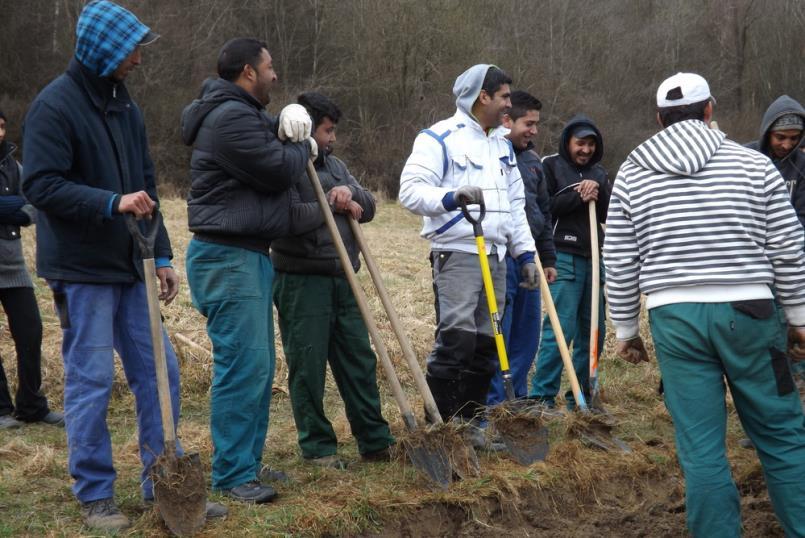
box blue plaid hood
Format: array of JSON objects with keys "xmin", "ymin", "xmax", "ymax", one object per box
[{"xmin": 75, "ymin": 1, "xmax": 151, "ymax": 77}]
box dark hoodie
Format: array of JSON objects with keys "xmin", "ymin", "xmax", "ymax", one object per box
[
  {"xmin": 181, "ymin": 78, "xmax": 313, "ymax": 253},
  {"xmin": 746, "ymin": 95, "xmax": 805, "ymax": 229},
  {"xmin": 543, "ymin": 115, "xmax": 610, "ymax": 258}
]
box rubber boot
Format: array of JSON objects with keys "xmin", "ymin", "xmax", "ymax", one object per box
[
  {"xmin": 456, "ymin": 372, "xmax": 505, "ymax": 451},
  {"xmin": 425, "ymin": 375, "xmax": 460, "ymax": 422}
]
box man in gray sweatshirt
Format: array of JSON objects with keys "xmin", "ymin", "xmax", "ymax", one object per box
[{"xmin": 603, "ymin": 72, "xmax": 805, "ymax": 538}]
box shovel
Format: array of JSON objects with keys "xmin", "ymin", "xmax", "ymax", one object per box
[
  {"xmin": 588, "ymin": 201, "xmax": 604, "ymax": 411},
  {"xmin": 305, "ymin": 162, "xmax": 452, "ymax": 488},
  {"xmin": 459, "ymin": 201, "xmax": 549, "ymax": 465},
  {"xmin": 532, "ymin": 244, "xmax": 629, "ymax": 453},
  {"xmin": 125, "ymin": 212, "xmax": 206, "ymax": 536},
  {"xmin": 347, "ymin": 217, "xmax": 480, "ymax": 479}
]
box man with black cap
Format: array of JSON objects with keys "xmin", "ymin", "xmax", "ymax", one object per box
[
  {"xmin": 528, "ymin": 115, "xmax": 609, "ymax": 409},
  {"xmin": 604, "ymin": 72, "xmax": 805, "ymax": 537},
  {"xmin": 22, "ymin": 0, "xmax": 224, "ymax": 530}
]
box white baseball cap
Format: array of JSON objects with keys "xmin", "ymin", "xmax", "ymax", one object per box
[{"xmin": 656, "ymin": 72, "xmax": 714, "ymax": 108}]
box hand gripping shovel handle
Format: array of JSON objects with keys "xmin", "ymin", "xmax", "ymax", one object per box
[
  {"xmin": 459, "ymin": 201, "xmax": 515, "ymax": 401},
  {"xmin": 125, "ymin": 211, "xmax": 176, "ymax": 453},
  {"xmin": 533, "ymin": 249, "xmax": 589, "ymax": 411},
  {"xmin": 347, "ymin": 217, "xmax": 444, "ymax": 425},
  {"xmin": 305, "ymin": 161, "xmax": 419, "ymax": 431},
  {"xmin": 588, "ymin": 201, "xmax": 602, "ymax": 406}
]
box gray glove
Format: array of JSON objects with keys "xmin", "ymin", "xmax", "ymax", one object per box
[
  {"xmin": 519, "ymin": 262, "xmax": 539, "ymax": 290},
  {"xmin": 454, "ymin": 185, "xmax": 484, "ymax": 205}
]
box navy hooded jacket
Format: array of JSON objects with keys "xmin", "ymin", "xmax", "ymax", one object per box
[{"xmin": 22, "ymin": 57, "xmax": 172, "ymax": 283}]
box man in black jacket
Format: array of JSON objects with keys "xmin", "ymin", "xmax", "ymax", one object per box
[
  {"xmin": 272, "ymin": 92, "xmax": 394, "ymax": 469},
  {"xmin": 182, "ymin": 38, "xmax": 315, "ymax": 503},
  {"xmin": 529, "ymin": 115, "xmax": 610, "ymax": 408}
]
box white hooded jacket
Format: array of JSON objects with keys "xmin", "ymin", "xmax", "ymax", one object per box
[{"xmin": 398, "ymin": 65, "xmax": 535, "ymax": 260}]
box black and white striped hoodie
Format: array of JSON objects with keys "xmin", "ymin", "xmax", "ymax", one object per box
[{"xmin": 603, "ymin": 119, "xmax": 805, "ymax": 339}]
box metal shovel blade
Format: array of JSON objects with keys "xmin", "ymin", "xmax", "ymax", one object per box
[
  {"xmin": 569, "ymin": 411, "xmax": 631, "ymax": 453},
  {"xmin": 489, "ymin": 401, "xmax": 550, "ymax": 465},
  {"xmin": 152, "ymin": 452, "xmax": 207, "ymax": 536},
  {"xmin": 402, "ymin": 435, "xmax": 452, "ymax": 489}
]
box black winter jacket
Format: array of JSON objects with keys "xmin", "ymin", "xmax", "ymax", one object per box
[
  {"xmin": 271, "ymin": 153, "xmax": 374, "ymax": 276},
  {"xmin": 515, "ymin": 143, "xmax": 556, "ymax": 267},
  {"xmin": 22, "ymin": 59, "xmax": 172, "ymax": 283},
  {"xmin": 746, "ymin": 95, "xmax": 805, "ymax": 230},
  {"xmin": 543, "ymin": 115, "xmax": 610, "ymax": 258},
  {"xmin": 181, "ymin": 78, "xmax": 314, "ymax": 253}
]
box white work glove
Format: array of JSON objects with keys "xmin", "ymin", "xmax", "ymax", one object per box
[
  {"xmin": 307, "ymin": 137, "xmax": 318, "ymax": 161},
  {"xmin": 278, "ymin": 104, "xmax": 312, "ymax": 143},
  {"xmin": 454, "ymin": 185, "xmax": 484, "ymax": 205}
]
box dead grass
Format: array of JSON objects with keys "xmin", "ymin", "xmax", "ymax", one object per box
[{"xmin": 0, "ymin": 197, "xmax": 784, "ymax": 536}]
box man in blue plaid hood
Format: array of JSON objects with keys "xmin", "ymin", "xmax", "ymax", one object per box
[{"xmin": 22, "ymin": 0, "xmax": 224, "ymax": 531}]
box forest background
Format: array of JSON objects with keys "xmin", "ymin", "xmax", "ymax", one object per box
[{"xmin": 1, "ymin": 0, "xmax": 804, "ymax": 196}]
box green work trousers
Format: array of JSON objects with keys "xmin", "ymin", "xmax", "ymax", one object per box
[
  {"xmin": 649, "ymin": 301, "xmax": 805, "ymax": 538},
  {"xmin": 273, "ymin": 272, "xmax": 394, "ymax": 459}
]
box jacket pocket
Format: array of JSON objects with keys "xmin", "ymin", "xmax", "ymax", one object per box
[{"xmin": 769, "ymin": 347, "xmax": 796, "ymax": 396}]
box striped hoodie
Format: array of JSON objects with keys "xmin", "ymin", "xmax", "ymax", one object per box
[{"xmin": 603, "ymin": 119, "xmax": 805, "ymax": 339}]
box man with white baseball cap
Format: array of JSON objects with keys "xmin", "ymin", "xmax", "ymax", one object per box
[{"xmin": 603, "ymin": 72, "xmax": 805, "ymax": 537}]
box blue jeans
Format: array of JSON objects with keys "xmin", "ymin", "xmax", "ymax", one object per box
[
  {"xmin": 49, "ymin": 280, "xmax": 181, "ymax": 503},
  {"xmin": 488, "ymin": 255, "xmax": 541, "ymax": 405},
  {"xmin": 529, "ymin": 251, "xmax": 605, "ymax": 407},
  {"xmin": 186, "ymin": 239, "xmax": 275, "ymax": 490}
]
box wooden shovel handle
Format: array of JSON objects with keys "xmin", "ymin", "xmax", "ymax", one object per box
[
  {"xmin": 305, "ymin": 161, "xmax": 418, "ymax": 431},
  {"xmin": 589, "ymin": 201, "xmax": 600, "ymax": 379},
  {"xmin": 348, "ymin": 218, "xmax": 444, "ymax": 424},
  {"xmin": 533, "ymin": 251, "xmax": 587, "ymax": 410}
]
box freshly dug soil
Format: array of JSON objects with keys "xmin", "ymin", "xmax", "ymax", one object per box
[{"xmin": 365, "ymin": 470, "xmax": 784, "ymax": 537}]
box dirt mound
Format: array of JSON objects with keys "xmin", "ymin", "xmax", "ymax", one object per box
[{"xmin": 365, "ymin": 467, "xmax": 783, "ymax": 537}]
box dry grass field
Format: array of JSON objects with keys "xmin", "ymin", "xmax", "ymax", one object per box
[{"xmin": 0, "ymin": 197, "xmax": 786, "ymax": 537}]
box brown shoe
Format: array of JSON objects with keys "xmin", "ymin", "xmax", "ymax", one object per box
[{"xmin": 81, "ymin": 498, "xmax": 130, "ymax": 532}]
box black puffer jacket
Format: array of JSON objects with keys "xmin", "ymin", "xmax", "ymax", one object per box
[
  {"xmin": 746, "ymin": 95, "xmax": 805, "ymax": 229},
  {"xmin": 181, "ymin": 78, "xmax": 312, "ymax": 252},
  {"xmin": 271, "ymin": 153, "xmax": 375, "ymax": 276},
  {"xmin": 543, "ymin": 115, "xmax": 610, "ymax": 258}
]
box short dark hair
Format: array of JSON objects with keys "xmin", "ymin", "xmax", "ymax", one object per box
[
  {"xmin": 658, "ymin": 99, "xmax": 710, "ymax": 127},
  {"xmin": 0, "ymin": 109, "xmax": 6, "ymax": 122},
  {"xmin": 217, "ymin": 38, "xmax": 269, "ymax": 82},
  {"xmin": 297, "ymin": 92, "xmax": 342, "ymax": 128},
  {"xmin": 508, "ymin": 90, "xmax": 542, "ymax": 121},
  {"xmin": 481, "ymin": 67, "xmax": 512, "ymax": 97}
]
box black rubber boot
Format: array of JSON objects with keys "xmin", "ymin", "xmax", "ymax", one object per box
[
  {"xmin": 457, "ymin": 371, "xmax": 493, "ymax": 421},
  {"xmin": 425, "ymin": 375, "xmax": 460, "ymax": 421}
]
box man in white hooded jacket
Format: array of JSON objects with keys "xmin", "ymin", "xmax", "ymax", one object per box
[
  {"xmin": 603, "ymin": 72, "xmax": 805, "ymax": 538},
  {"xmin": 399, "ymin": 65, "xmax": 537, "ymax": 447}
]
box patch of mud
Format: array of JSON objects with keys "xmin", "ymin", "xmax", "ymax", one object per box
[{"xmin": 364, "ymin": 470, "xmax": 784, "ymax": 537}]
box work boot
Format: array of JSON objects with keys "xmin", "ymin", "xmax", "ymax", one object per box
[
  {"xmin": 223, "ymin": 480, "xmax": 277, "ymax": 504},
  {"xmin": 81, "ymin": 498, "xmax": 131, "ymax": 532},
  {"xmin": 305, "ymin": 455, "xmax": 348, "ymax": 470},
  {"xmin": 451, "ymin": 417, "xmax": 485, "ymax": 450},
  {"xmin": 0, "ymin": 414, "xmax": 23, "ymax": 429},
  {"xmin": 37, "ymin": 411, "xmax": 65, "ymax": 427}
]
